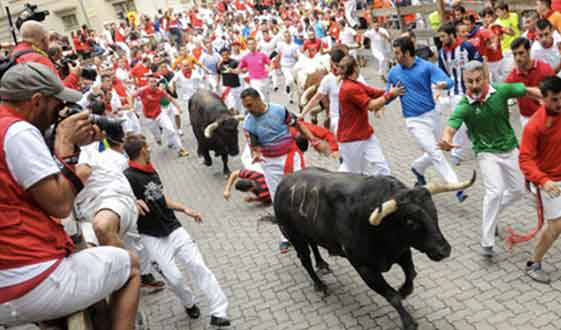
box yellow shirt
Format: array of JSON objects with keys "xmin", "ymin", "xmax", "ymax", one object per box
[
  {"xmin": 547, "ymin": 10, "xmax": 561, "ymax": 32},
  {"xmin": 495, "ymin": 12, "xmax": 520, "ymax": 52}
]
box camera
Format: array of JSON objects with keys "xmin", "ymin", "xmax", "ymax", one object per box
[
  {"xmin": 16, "ymin": 3, "xmax": 50, "ymax": 30},
  {"xmin": 64, "ymin": 103, "xmax": 125, "ymax": 142},
  {"xmin": 58, "ymin": 54, "xmax": 98, "ymax": 81}
]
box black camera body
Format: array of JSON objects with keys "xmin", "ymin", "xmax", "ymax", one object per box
[
  {"xmin": 58, "ymin": 55, "xmax": 98, "ymax": 81},
  {"xmin": 64, "ymin": 103, "xmax": 125, "ymax": 142},
  {"xmin": 16, "ymin": 3, "xmax": 49, "ymax": 30}
]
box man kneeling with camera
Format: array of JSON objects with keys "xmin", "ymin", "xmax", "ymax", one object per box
[{"xmin": 0, "ymin": 62, "xmax": 140, "ymax": 330}]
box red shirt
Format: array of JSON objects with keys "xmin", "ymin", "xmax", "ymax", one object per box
[
  {"xmin": 328, "ymin": 23, "xmax": 341, "ymax": 40},
  {"xmin": 468, "ymin": 28, "xmax": 503, "ymax": 62},
  {"xmin": 505, "ymin": 60, "xmax": 555, "ymax": 117},
  {"xmin": 338, "ymin": 79, "xmax": 384, "ymax": 142},
  {"xmin": 130, "ymin": 63, "xmax": 149, "ymax": 87},
  {"xmin": 113, "ymin": 79, "xmax": 129, "ymax": 106},
  {"xmin": 145, "ymin": 22, "xmax": 155, "ymax": 35},
  {"xmin": 520, "ymin": 106, "xmax": 561, "ymax": 185},
  {"xmin": 303, "ymin": 39, "xmax": 324, "ymax": 58},
  {"xmin": 288, "ymin": 122, "xmax": 339, "ymax": 152},
  {"xmin": 137, "ymin": 87, "xmax": 165, "ymax": 118}
]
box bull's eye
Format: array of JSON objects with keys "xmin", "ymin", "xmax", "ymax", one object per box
[{"xmin": 406, "ymin": 218, "xmax": 420, "ymax": 231}]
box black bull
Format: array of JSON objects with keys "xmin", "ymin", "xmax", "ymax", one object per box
[
  {"xmin": 274, "ymin": 167, "xmax": 476, "ymax": 330},
  {"xmin": 188, "ymin": 90, "xmax": 241, "ymax": 175}
]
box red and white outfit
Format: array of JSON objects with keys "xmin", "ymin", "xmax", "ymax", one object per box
[
  {"xmin": 0, "ymin": 105, "xmax": 130, "ymax": 325},
  {"xmin": 239, "ymin": 51, "xmax": 271, "ymax": 103},
  {"xmin": 520, "ymin": 106, "xmax": 561, "ymax": 220},
  {"xmin": 337, "ymin": 79, "xmax": 391, "ymax": 176}
]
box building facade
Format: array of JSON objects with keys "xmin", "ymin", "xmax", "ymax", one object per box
[{"xmin": 0, "ymin": 0, "xmax": 197, "ymax": 42}]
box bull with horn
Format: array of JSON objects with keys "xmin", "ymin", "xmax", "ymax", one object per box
[
  {"xmin": 274, "ymin": 167, "xmax": 476, "ymax": 330},
  {"xmin": 188, "ymin": 90, "xmax": 245, "ymax": 175}
]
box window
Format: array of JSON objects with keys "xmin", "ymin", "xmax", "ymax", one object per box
[
  {"xmin": 113, "ymin": 1, "xmax": 137, "ymax": 17},
  {"xmin": 61, "ymin": 14, "xmax": 79, "ymax": 30}
]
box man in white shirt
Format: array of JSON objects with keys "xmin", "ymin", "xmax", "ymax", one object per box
[
  {"xmin": 339, "ymin": 20, "xmax": 359, "ymax": 58},
  {"xmin": 171, "ymin": 60, "xmax": 203, "ymax": 114},
  {"xmin": 276, "ymin": 30, "xmax": 300, "ymax": 104},
  {"xmin": 531, "ymin": 19, "xmax": 561, "ymax": 76},
  {"xmin": 363, "ymin": 18, "xmax": 392, "ymax": 79},
  {"xmin": 258, "ymin": 29, "xmax": 282, "ymax": 91}
]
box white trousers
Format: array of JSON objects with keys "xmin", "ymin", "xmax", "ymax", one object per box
[
  {"xmin": 224, "ymin": 86, "xmax": 243, "ymax": 113},
  {"xmin": 338, "ymin": 134, "xmax": 391, "ymax": 176},
  {"xmin": 141, "ymin": 228, "xmax": 228, "ymax": 318},
  {"xmin": 162, "ymin": 103, "xmax": 179, "ymax": 130},
  {"xmin": 250, "ymin": 78, "xmax": 272, "ymax": 104},
  {"xmin": 371, "ymin": 48, "xmax": 389, "ymax": 75},
  {"xmin": 121, "ymin": 110, "xmax": 142, "ymax": 134},
  {"xmin": 478, "ymin": 149, "xmax": 525, "ymax": 247},
  {"xmin": 204, "ymin": 74, "xmax": 219, "ymax": 93},
  {"xmin": 487, "ymin": 58, "xmax": 507, "ymax": 83},
  {"xmin": 406, "ymin": 110, "xmax": 460, "ymax": 184},
  {"xmin": 281, "ymin": 65, "xmax": 296, "ymax": 101},
  {"xmin": 145, "ymin": 112, "xmax": 183, "ymax": 149},
  {"xmin": 0, "ymin": 247, "xmax": 131, "ymax": 326},
  {"xmin": 263, "ymin": 152, "xmax": 304, "ymax": 243},
  {"xmin": 437, "ymin": 95, "xmax": 470, "ymax": 159}
]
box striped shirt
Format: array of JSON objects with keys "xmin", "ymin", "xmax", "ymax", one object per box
[
  {"xmin": 438, "ymin": 40, "xmax": 482, "ymax": 96},
  {"xmin": 239, "ymin": 169, "xmax": 271, "ymax": 202}
]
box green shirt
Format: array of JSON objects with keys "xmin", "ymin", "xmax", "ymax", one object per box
[
  {"xmin": 448, "ymin": 83, "xmax": 526, "ymax": 154},
  {"xmin": 495, "ymin": 12, "xmax": 520, "ymax": 52}
]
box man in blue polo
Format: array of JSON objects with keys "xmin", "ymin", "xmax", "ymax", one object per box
[{"xmin": 386, "ymin": 37, "xmax": 467, "ymax": 202}]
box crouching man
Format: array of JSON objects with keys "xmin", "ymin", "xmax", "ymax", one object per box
[
  {"xmin": 123, "ymin": 133, "xmax": 231, "ymax": 327},
  {"xmin": 0, "ymin": 63, "xmax": 139, "ymax": 330}
]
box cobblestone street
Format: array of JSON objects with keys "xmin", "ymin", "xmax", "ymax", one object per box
[{"xmin": 12, "ymin": 55, "xmax": 561, "ymax": 330}]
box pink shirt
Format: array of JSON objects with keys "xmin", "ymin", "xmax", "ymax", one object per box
[{"xmin": 239, "ymin": 51, "xmax": 270, "ymax": 80}]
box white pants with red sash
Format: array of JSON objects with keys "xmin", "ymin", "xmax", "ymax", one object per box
[{"xmin": 262, "ymin": 150, "xmax": 305, "ymax": 243}]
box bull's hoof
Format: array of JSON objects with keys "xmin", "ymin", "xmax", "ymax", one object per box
[
  {"xmin": 399, "ymin": 283, "xmax": 414, "ymax": 299},
  {"xmin": 403, "ymin": 321, "xmax": 418, "ymax": 330},
  {"xmin": 223, "ymin": 170, "xmax": 231, "ymax": 177},
  {"xmin": 203, "ymin": 159, "xmax": 212, "ymax": 167},
  {"xmin": 316, "ymin": 262, "xmax": 332, "ymax": 276},
  {"xmin": 313, "ymin": 281, "xmax": 328, "ymax": 295}
]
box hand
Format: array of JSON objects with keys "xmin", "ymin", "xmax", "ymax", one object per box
[
  {"xmin": 184, "ymin": 208, "xmax": 203, "ymax": 223},
  {"xmin": 389, "ymin": 81, "xmax": 405, "ymax": 97},
  {"xmin": 434, "ymin": 81, "xmax": 449, "ymax": 90},
  {"xmin": 251, "ymin": 151, "xmax": 263, "ymax": 164},
  {"xmin": 437, "ymin": 138, "xmax": 459, "ymax": 151},
  {"xmin": 330, "ymin": 151, "xmax": 340, "ymax": 160},
  {"xmin": 55, "ymin": 111, "xmax": 98, "ymax": 156},
  {"xmin": 375, "ymin": 107, "xmax": 384, "ymax": 118},
  {"xmin": 68, "ymin": 62, "xmax": 82, "ymax": 77},
  {"xmin": 75, "ymin": 164, "xmax": 92, "ymax": 182},
  {"xmin": 136, "ymin": 200, "xmax": 150, "ymax": 216},
  {"xmin": 542, "ymin": 181, "xmax": 561, "ymax": 198},
  {"xmin": 314, "ymin": 140, "xmax": 331, "ymax": 156},
  {"xmin": 223, "ymin": 191, "xmax": 231, "ymax": 200}
]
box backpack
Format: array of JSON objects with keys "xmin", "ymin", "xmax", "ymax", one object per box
[{"xmin": 0, "ymin": 49, "xmax": 37, "ymax": 81}]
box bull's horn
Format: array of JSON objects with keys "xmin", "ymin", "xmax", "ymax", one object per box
[
  {"xmin": 300, "ymin": 85, "xmax": 317, "ymax": 107},
  {"xmin": 204, "ymin": 121, "xmax": 220, "ymax": 138},
  {"xmin": 233, "ymin": 114, "xmax": 246, "ymax": 121},
  {"xmin": 369, "ymin": 199, "xmax": 398, "ymax": 226},
  {"xmin": 425, "ymin": 170, "xmax": 477, "ymax": 195}
]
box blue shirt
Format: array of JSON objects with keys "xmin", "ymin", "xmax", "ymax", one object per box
[
  {"xmin": 243, "ymin": 103, "xmax": 292, "ymax": 146},
  {"xmin": 386, "ymin": 57, "xmax": 453, "ymax": 118},
  {"xmin": 314, "ymin": 22, "xmax": 326, "ymax": 38}
]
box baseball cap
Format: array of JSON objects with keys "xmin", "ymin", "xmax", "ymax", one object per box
[{"xmin": 0, "ymin": 62, "xmax": 82, "ymax": 103}]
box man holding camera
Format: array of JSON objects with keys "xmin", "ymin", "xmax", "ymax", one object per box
[
  {"xmin": 13, "ymin": 21, "xmax": 81, "ymax": 89},
  {"xmin": 0, "ymin": 62, "xmax": 140, "ymax": 329}
]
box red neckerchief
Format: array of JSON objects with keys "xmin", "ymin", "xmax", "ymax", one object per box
[
  {"xmin": 544, "ymin": 9, "xmax": 554, "ymax": 19},
  {"xmin": 129, "ymin": 160, "xmax": 156, "ymax": 173},
  {"xmin": 467, "ymin": 84, "xmax": 490, "ymax": 103},
  {"xmin": 182, "ymin": 69, "xmax": 192, "ymax": 78},
  {"xmin": 443, "ymin": 38, "xmax": 462, "ymax": 53}
]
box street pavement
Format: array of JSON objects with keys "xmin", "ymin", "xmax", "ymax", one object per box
[{"xmin": 12, "ymin": 54, "xmax": 561, "ymax": 330}]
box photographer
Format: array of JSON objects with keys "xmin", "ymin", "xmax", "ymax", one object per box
[
  {"xmin": 13, "ymin": 21, "xmax": 81, "ymax": 90},
  {"xmin": 0, "ymin": 62, "xmax": 140, "ymax": 330}
]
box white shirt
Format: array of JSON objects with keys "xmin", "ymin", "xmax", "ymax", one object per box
[
  {"xmin": 259, "ymin": 37, "xmax": 279, "ymax": 56},
  {"xmin": 172, "ymin": 69, "xmax": 203, "ymax": 101},
  {"xmin": 363, "ymin": 27, "xmax": 390, "ymax": 54},
  {"xmin": 531, "ymin": 31, "xmax": 561, "ymax": 76},
  {"xmin": 277, "ymin": 41, "xmax": 300, "ymax": 67},
  {"xmin": 340, "ymin": 26, "xmax": 357, "ymax": 46},
  {"xmin": 1, "ymin": 121, "xmax": 62, "ymax": 285},
  {"xmin": 317, "ymin": 73, "xmax": 367, "ymax": 121}
]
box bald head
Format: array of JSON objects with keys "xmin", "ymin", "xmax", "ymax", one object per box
[{"xmin": 20, "ymin": 21, "xmax": 49, "ymax": 51}]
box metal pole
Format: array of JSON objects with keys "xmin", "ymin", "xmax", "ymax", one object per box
[
  {"xmin": 6, "ymin": 7, "xmax": 18, "ymax": 44},
  {"xmin": 77, "ymin": 0, "xmax": 91, "ymax": 27}
]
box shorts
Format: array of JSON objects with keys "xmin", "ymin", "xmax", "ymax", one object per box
[
  {"xmin": 541, "ymin": 181, "xmax": 561, "ymax": 221},
  {"xmin": 0, "ymin": 247, "xmax": 131, "ymax": 326}
]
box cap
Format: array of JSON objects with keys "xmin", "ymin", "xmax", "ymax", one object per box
[{"xmin": 0, "ymin": 62, "xmax": 82, "ymax": 103}]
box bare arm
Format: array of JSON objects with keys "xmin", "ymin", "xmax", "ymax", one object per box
[
  {"xmin": 300, "ymin": 92, "xmax": 326, "ymax": 118},
  {"xmin": 224, "ymin": 170, "xmax": 240, "ymax": 200},
  {"xmin": 164, "ymin": 195, "xmax": 203, "ymax": 222},
  {"xmin": 525, "ymin": 86, "xmax": 543, "ymax": 100},
  {"xmin": 437, "ymin": 126, "xmax": 459, "ymax": 151}
]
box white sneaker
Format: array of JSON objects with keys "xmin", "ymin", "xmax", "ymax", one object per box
[{"xmin": 178, "ymin": 129, "xmax": 184, "ymax": 136}]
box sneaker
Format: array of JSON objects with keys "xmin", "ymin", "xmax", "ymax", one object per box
[
  {"xmin": 141, "ymin": 273, "xmax": 165, "ymax": 289},
  {"xmin": 526, "ymin": 262, "xmax": 551, "ymax": 284},
  {"xmin": 456, "ymin": 191, "xmax": 468, "ymax": 203},
  {"xmin": 178, "ymin": 129, "xmax": 184, "ymax": 136},
  {"xmin": 210, "ymin": 315, "xmax": 231, "ymax": 327},
  {"xmin": 286, "ymin": 85, "xmax": 291, "ymax": 95},
  {"xmin": 274, "ymin": 87, "xmax": 279, "ymax": 92},
  {"xmin": 451, "ymin": 155, "xmax": 462, "ymax": 166},
  {"xmin": 155, "ymin": 139, "xmax": 162, "ymax": 146},
  {"xmin": 411, "ymin": 167, "xmax": 426, "ymax": 186},
  {"xmin": 185, "ymin": 304, "xmax": 201, "ymax": 319},
  {"xmin": 481, "ymin": 246, "xmax": 494, "ymax": 257},
  {"xmin": 178, "ymin": 149, "xmax": 189, "ymax": 157},
  {"xmin": 279, "ymin": 241, "xmax": 290, "ymax": 254}
]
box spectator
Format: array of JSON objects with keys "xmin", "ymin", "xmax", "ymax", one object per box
[{"xmin": 0, "ymin": 62, "xmax": 140, "ymax": 329}]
